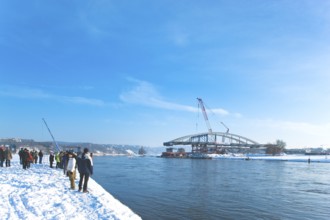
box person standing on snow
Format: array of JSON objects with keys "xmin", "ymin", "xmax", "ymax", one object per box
[
  {"xmin": 22, "ymin": 148, "xmax": 33, "ymax": 169},
  {"xmin": 67, "ymin": 152, "xmax": 77, "ymax": 190},
  {"xmin": 55, "ymin": 152, "xmax": 61, "ymax": 169},
  {"xmin": 62, "ymin": 151, "xmax": 69, "ymax": 175},
  {"xmin": 18, "ymin": 148, "xmax": 24, "ymax": 164},
  {"xmin": 77, "ymin": 148, "xmax": 93, "ymax": 193},
  {"xmin": 38, "ymin": 150, "xmax": 43, "ymax": 164},
  {"xmin": 0, "ymin": 147, "xmax": 5, "ymax": 167},
  {"xmin": 49, "ymin": 151, "xmax": 55, "ymax": 168},
  {"xmin": 32, "ymin": 150, "xmax": 38, "ymax": 164},
  {"xmin": 5, "ymin": 147, "xmax": 12, "ymax": 167}
]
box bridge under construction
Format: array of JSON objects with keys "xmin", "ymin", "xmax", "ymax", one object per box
[
  {"xmin": 162, "ymin": 98, "xmax": 267, "ymax": 156},
  {"xmin": 164, "ymin": 132, "xmax": 266, "ymax": 154}
]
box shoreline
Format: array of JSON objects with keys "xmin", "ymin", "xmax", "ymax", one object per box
[{"xmin": 0, "ymin": 154, "xmax": 141, "ymax": 220}]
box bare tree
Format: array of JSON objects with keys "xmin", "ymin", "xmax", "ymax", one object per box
[{"xmin": 266, "ymin": 139, "xmax": 286, "ymax": 155}]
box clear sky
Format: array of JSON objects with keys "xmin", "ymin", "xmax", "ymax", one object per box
[{"xmin": 1, "ymin": 0, "xmax": 330, "ymax": 148}]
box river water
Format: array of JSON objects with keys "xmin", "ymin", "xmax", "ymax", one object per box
[{"xmin": 92, "ymin": 156, "xmax": 330, "ymax": 220}]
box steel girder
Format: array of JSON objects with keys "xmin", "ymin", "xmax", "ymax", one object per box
[{"xmin": 163, "ymin": 132, "xmax": 260, "ymax": 147}]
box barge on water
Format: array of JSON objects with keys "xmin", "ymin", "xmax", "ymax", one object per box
[
  {"xmin": 160, "ymin": 147, "xmax": 211, "ymax": 159},
  {"xmin": 161, "ymin": 147, "xmax": 187, "ymax": 158}
]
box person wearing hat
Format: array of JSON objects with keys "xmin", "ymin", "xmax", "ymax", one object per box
[{"xmin": 77, "ymin": 148, "xmax": 93, "ymax": 193}]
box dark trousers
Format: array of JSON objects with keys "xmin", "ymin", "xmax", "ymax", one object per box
[
  {"xmin": 23, "ymin": 161, "xmax": 28, "ymax": 169},
  {"xmin": 39, "ymin": 157, "xmax": 43, "ymax": 164},
  {"xmin": 79, "ymin": 173, "xmax": 90, "ymax": 191},
  {"xmin": 5, "ymin": 159, "xmax": 10, "ymax": 167}
]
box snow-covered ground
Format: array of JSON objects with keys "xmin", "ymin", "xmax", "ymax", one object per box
[
  {"xmin": 0, "ymin": 154, "xmax": 141, "ymax": 220},
  {"xmin": 210, "ymin": 153, "xmax": 330, "ymax": 163}
]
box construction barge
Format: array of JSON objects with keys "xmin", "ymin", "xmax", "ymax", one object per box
[{"xmin": 160, "ymin": 147, "xmax": 212, "ymax": 159}]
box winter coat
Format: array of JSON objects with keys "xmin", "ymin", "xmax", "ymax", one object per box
[
  {"xmin": 67, "ymin": 157, "xmax": 76, "ymax": 172},
  {"xmin": 77, "ymin": 153, "xmax": 93, "ymax": 175},
  {"xmin": 22, "ymin": 150, "xmax": 33, "ymax": 162},
  {"xmin": 55, "ymin": 153, "xmax": 61, "ymax": 163},
  {"xmin": 0, "ymin": 149, "xmax": 5, "ymax": 160},
  {"xmin": 32, "ymin": 151, "xmax": 38, "ymax": 159},
  {"xmin": 27, "ymin": 152, "xmax": 34, "ymax": 162},
  {"xmin": 49, "ymin": 154, "xmax": 54, "ymax": 162},
  {"xmin": 5, "ymin": 149, "xmax": 12, "ymax": 160}
]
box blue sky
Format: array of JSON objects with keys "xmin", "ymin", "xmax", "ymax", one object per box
[{"xmin": 1, "ymin": 0, "xmax": 330, "ymax": 148}]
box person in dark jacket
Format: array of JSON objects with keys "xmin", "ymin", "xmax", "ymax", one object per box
[
  {"xmin": 62, "ymin": 152, "xmax": 69, "ymax": 175},
  {"xmin": 22, "ymin": 149, "xmax": 29, "ymax": 169},
  {"xmin": 22, "ymin": 148, "xmax": 33, "ymax": 169},
  {"xmin": 18, "ymin": 148, "xmax": 24, "ymax": 164},
  {"xmin": 49, "ymin": 151, "xmax": 55, "ymax": 168},
  {"xmin": 0, "ymin": 147, "xmax": 5, "ymax": 167},
  {"xmin": 38, "ymin": 150, "xmax": 43, "ymax": 164},
  {"xmin": 77, "ymin": 148, "xmax": 93, "ymax": 193}
]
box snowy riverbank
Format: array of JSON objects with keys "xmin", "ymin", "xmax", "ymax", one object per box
[{"xmin": 0, "ymin": 154, "xmax": 141, "ymax": 220}]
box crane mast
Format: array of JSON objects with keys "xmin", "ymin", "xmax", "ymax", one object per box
[
  {"xmin": 42, "ymin": 118, "xmax": 61, "ymax": 152},
  {"xmin": 197, "ymin": 98, "xmax": 212, "ymax": 133}
]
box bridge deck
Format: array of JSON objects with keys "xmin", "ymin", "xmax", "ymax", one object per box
[{"xmin": 164, "ymin": 132, "xmax": 265, "ymax": 149}]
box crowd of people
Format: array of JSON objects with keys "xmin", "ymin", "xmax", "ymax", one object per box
[
  {"xmin": 48, "ymin": 148, "xmax": 93, "ymax": 193},
  {"xmin": 18, "ymin": 148, "xmax": 43, "ymax": 169},
  {"xmin": 13, "ymin": 147, "xmax": 94, "ymax": 193}
]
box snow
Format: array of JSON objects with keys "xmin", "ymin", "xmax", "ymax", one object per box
[
  {"xmin": 0, "ymin": 154, "xmax": 141, "ymax": 220},
  {"xmin": 125, "ymin": 150, "xmax": 137, "ymax": 156}
]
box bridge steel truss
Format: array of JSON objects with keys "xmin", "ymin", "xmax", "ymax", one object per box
[{"xmin": 163, "ymin": 132, "xmax": 264, "ymax": 153}]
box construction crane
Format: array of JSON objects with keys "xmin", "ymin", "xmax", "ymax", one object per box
[
  {"xmin": 42, "ymin": 118, "xmax": 61, "ymax": 152},
  {"xmin": 197, "ymin": 98, "xmax": 212, "ymax": 133},
  {"xmin": 220, "ymin": 121, "xmax": 229, "ymax": 143},
  {"xmin": 220, "ymin": 122, "xmax": 229, "ymax": 133}
]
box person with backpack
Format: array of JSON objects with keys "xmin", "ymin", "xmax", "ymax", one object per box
[{"xmin": 77, "ymin": 148, "xmax": 93, "ymax": 193}]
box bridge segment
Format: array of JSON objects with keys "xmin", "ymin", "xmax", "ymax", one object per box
[{"xmin": 164, "ymin": 132, "xmax": 265, "ymax": 150}]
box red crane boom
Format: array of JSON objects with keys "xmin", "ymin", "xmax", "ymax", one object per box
[{"xmin": 197, "ymin": 98, "xmax": 212, "ymax": 133}]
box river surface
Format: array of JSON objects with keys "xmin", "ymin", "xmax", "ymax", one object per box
[{"xmin": 92, "ymin": 156, "xmax": 330, "ymax": 220}]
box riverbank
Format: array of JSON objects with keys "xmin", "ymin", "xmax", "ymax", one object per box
[{"xmin": 0, "ymin": 154, "xmax": 141, "ymax": 220}]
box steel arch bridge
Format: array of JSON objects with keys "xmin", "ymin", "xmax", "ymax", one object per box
[{"xmin": 163, "ymin": 132, "xmax": 264, "ymax": 149}]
